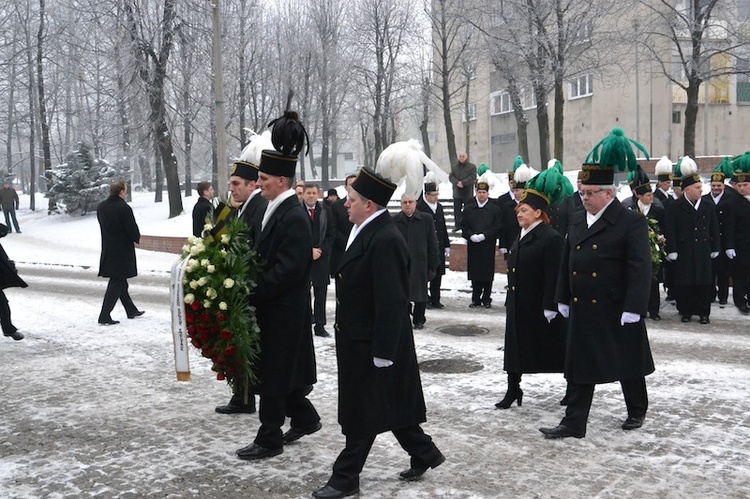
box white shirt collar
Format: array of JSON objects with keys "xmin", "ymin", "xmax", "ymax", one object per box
[
  {"xmin": 345, "ymin": 209, "xmax": 387, "ymax": 250},
  {"xmin": 424, "ymin": 200, "xmax": 438, "ymax": 212},
  {"xmin": 475, "ymin": 198, "xmax": 489, "ymax": 208},
  {"xmin": 520, "ymin": 220, "xmax": 543, "ymax": 240},
  {"xmin": 711, "ymin": 190, "xmax": 724, "ymax": 204},
  {"xmin": 637, "ymin": 199, "xmax": 651, "ymax": 216},
  {"xmin": 260, "ymin": 188, "xmax": 296, "ymax": 230},
  {"xmin": 586, "ymin": 198, "xmax": 615, "ymax": 228}
]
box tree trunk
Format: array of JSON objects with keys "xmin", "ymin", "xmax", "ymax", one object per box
[
  {"xmin": 463, "ymin": 77, "xmax": 471, "ymax": 157},
  {"xmin": 683, "ymin": 83, "xmax": 700, "ymax": 158},
  {"xmin": 533, "ymin": 81, "xmax": 550, "ymax": 168},
  {"xmin": 507, "ymin": 78, "xmax": 529, "ymax": 165},
  {"xmin": 553, "ymin": 71, "xmax": 564, "ymax": 163},
  {"xmin": 37, "ymin": 0, "xmax": 54, "ymax": 213}
]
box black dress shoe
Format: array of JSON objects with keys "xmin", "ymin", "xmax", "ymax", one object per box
[
  {"xmin": 311, "ymin": 484, "xmax": 359, "ymax": 498},
  {"xmin": 699, "ymin": 316, "xmax": 710, "ymax": 324},
  {"xmin": 282, "ymin": 421, "xmax": 322, "ymax": 443},
  {"xmin": 719, "ymin": 300, "xmax": 728, "ymax": 306},
  {"xmin": 314, "ymin": 328, "xmax": 331, "ymax": 337},
  {"xmin": 738, "ymin": 305, "xmax": 750, "ymax": 315},
  {"xmin": 98, "ymin": 319, "xmax": 120, "ymax": 325},
  {"xmin": 236, "ymin": 443, "xmax": 282, "ymax": 460},
  {"xmin": 4, "ymin": 331, "xmax": 24, "ymax": 341},
  {"xmin": 483, "ymin": 302, "xmax": 492, "ymax": 309},
  {"xmin": 538, "ymin": 424, "xmax": 585, "ymax": 439},
  {"xmin": 468, "ymin": 302, "xmax": 480, "ymax": 308},
  {"xmin": 413, "ymin": 323, "xmax": 424, "ymax": 330},
  {"xmin": 127, "ymin": 310, "xmax": 145, "ymax": 319},
  {"xmin": 432, "ymin": 303, "xmax": 445, "ymax": 309},
  {"xmin": 622, "ymin": 415, "xmax": 645, "ymax": 430},
  {"xmin": 649, "ymin": 313, "xmax": 661, "ymax": 321},
  {"xmin": 215, "ymin": 402, "xmax": 256, "ymax": 414},
  {"xmin": 680, "ymin": 315, "xmax": 691, "ymax": 323},
  {"xmin": 399, "ymin": 452, "xmax": 445, "ymax": 481}
]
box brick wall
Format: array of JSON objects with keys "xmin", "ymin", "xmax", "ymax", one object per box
[
  {"xmin": 449, "ymin": 242, "xmax": 508, "ymax": 274},
  {"xmin": 137, "ymin": 235, "xmax": 186, "ymax": 254}
]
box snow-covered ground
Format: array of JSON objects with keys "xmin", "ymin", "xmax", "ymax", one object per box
[{"xmin": 1, "ymin": 190, "xmax": 749, "ymax": 498}]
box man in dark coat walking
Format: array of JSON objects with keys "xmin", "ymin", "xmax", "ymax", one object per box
[
  {"xmin": 449, "ymin": 152, "xmax": 476, "ymax": 231},
  {"xmin": 329, "ymin": 174, "xmax": 356, "ymax": 277},
  {"xmin": 393, "ymin": 194, "xmax": 439, "ymax": 329},
  {"xmin": 312, "ymin": 167, "xmax": 443, "ymax": 499},
  {"xmin": 214, "ymin": 159, "xmax": 268, "ymax": 415},
  {"xmin": 303, "ymin": 183, "xmax": 336, "ymax": 337},
  {"xmin": 0, "ymin": 183, "xmax": 20, "ymax": 233},
  {"xmin": 729, "ymin": 157, "xmax": 750, "ymax": 314},
  {"xmin": 235, "ymin": 114, "xmax": 321, "ymax": 462},
  {"xmin": 0, "ymin": 224, "xmax": 26, "ymax": 340},
  {"xmin": 96, "ymin": 180, "xmax": 143, "ymax": 325},
  {"xmin": 417, "ymin": 182, "xmax": 450, "ymax": 308},
  {"xmin": 664, "ymin": 162, "xmax": 721, "ymax": 324},
  {"xmin": 540, "ymin": 129, "xmax": 655, "ymax": 439},
  {"xmin": 192, "ymin": 181, "xmax": 214, "ymax": 237},
  {"xmin": 461, "ymin": 180, "xmax": 502, "ymax": 308}
]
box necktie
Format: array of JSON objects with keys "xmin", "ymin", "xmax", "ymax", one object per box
[{"xmin": 309, "ymin": 207, "xmax": 315, "ymax": 221}]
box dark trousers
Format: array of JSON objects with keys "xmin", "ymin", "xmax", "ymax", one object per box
[
  {"xmin": 411, "ymin": 302, "xmax": 426, "ymax": 326},
  {"xmin": 471, "ymin": 280, "xmax": 492, "ymax": 305},
  {"xmin": 732, "ymin": 255, "xmax": 750, "ymax": 309},
  {"xmin": 327, "ymin": 425, "xmax": 442, "ymax": 491},
  {"xmin": 561, "ymin": 378, "xmax": 648, "ymax": 435},
  {"xmin": 312, "ymin": 284, "xmax": 328, "ymax": 330},
  {"xmin": 0, "ymin": 290, "xmax": 17, "ymax": 336},
  {"xmin": 453, "ymin": 198, "xmax": 467, "ymax": 230},
  {"xmin": 3, "ymin": 209, "xmax": 20, "ymax": 232},
  {"xmin": 647, "ymin": 279, "xmax": 660, "ymax": 316},
  {"xmin": 674, "ymin": 284, "xmax": 713, "ymax": 317},
  {"xmin": 428, "ymin": 272, "xmax": 443, "ymax": 306},
  {"xmin": 711, "ymin": 254, "xmax": 730, "ymax": 303},
  {"xmin": 99, "ymin": 277, "xmax": 138, "ymax": 322},
  {"xmin": 254, "ymin": 385, "xmax": 320, "ymax": 450}
]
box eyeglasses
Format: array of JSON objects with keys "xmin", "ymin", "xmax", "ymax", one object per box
[{"xmin": 580, "ymin": 188, "xmax": 606, "ymax": 197}]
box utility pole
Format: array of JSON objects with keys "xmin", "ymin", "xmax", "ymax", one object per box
[{"xmin": 211, "ymin": 0, "xmax": 228, "ymax": 198}]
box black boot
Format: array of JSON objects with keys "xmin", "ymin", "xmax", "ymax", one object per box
[{"xmin": 495, "ymin": 373, "xmax": 523, "ymax": 409}]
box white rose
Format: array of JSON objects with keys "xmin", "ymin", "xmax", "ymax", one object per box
[
  {"xmin": 187, "ymin": 235, "xmax": 199, "ymax": 245},
  {"xmin": 220, "ymin": 249, "xmax": 228, "ymax": 257},
  {"xmin": 181, "ymin": 244, "xmax": 190, "ymax": 253},
  {"xmin": 219, "ymin": 302, "xmax": 228, "ymax": 311},
  {"xmin": 203, "ymin": 300, "xmax": 212, "ymax": 308},
  {"xmin": 221, "ymin": 234, "xmax": 230, "ymax": 244},
  {"xmin": 189, "ymin": 280, "xmax": 199, "ymax": 290},
  {"xmin": 206, "ymin": 288, "xmax": 217, "ymax": 299},
  {"xmin": 203, "ymin": 222, "xmax": 213, "ymax": 231},
  {"xmin": 198, "ymin": 277, "xmax": 207, "ymax": 286},
  {"xmin": 190, "ymin": 245, "xmax": 203, "ymax": 256},
  {"xmin": 207, "ymin": 265, "xmax": 216, "ymax": 273},
  {"xmin": 184, "ymin": 293, "xmax": 195, "ymax": 304},
  {"xmin": 224, "ymin": 278, "xmax": 235, "ymax": 289}
]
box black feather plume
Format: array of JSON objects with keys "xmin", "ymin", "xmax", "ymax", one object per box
[{"xmin": 267, "ymin": 90, "xmax": 309, "ymax": 157}]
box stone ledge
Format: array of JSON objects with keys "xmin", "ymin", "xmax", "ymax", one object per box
[{"xmin": 137, "ymin": 235, "xmax": 186, "ymax": 254}]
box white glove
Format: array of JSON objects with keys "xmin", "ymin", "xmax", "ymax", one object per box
[
  {"xmin": 726, "ymin": 249, "xmax": 736, "ymax": 259},
  {"xmin": 620, "ymin": 312, "xmax": 641, "ymax": 325},
  {"xmin": 667, "ymin": 252, "xmax": 678, "ymax": 261},
  {"xmin": 470, "ymin": 234, "xmax": 486, "ymax": 243},
  {"xmin": 444, "ymin": 247, "xmax": 450, "ymax": 257},
  {"xmin": 557, "ymin": 303, "xmax": 570, "ymax": 318},
  {"xmin": 544, "ymin": 309, "xmax": 558, "ymax": 323},
  {"xmin": 710, "ymin": 252, "xmax": 719, "ymax": 259},
  {"xmin": 499, "ymin": 247, "xmax": 508, "ymax": 254},
  {"xmin": 373, "ymin": 357, "xmax": 393, "ymax": 368}
]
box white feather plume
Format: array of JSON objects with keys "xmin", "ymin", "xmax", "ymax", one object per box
[
  {"xmin": 477, "ymin": 169, "xmax": 500, "ymax": 188},
  {"xmin": 238, "ymin": 130, "xmax": 274, "ymax": 167},
  {"xmin": 375, "ymin": 139, "xmax": 450, "ymax": 198},
  {"xmin": 655, "ymin": 156, "xmax": 673, "ymax": 175},
  {"xmin": 513, "ymin": 164, "xmax": 536, "ymax": 184},
  {"xmin": 680, "ymin": 156, "xmax": 698, "ymax": 176}
]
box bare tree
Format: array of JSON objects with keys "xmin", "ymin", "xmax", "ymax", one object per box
[{"xmin": 636, "ymin": 0, "xmax": 748, "ymax": 157}]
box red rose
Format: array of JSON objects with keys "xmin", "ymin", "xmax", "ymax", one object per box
[
  {"xmin": 190, "ymin": 301, "xmax": 200, "ymax": 311},
  {"xmin": 216, "ymin": 311, "xmax": 227, "ymax": 322},
  {"xmin": 196, "ymin": 324, "xmax": 208, "ymax": 335},
  {"xmin": 225, "ymin": 345, "xmax": 236, "ymax": 356},
  {"xmin": 219, "ymin": 329, "xmax": 232, "ymax": 340},
  {"xmin": 199, "ymin": 312, "xmax": 210, "ymax": 323},
  {"xmin": 210, "ymin": 324, "xmax": 220, "ymax": 333},
  {"xmin": 216, "ymin": 372, "xmax": 225, "ymax": 381}
]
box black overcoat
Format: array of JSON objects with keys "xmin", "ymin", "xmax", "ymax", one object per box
[
  {"xmin": 192, "ymin": 197, "xmax": 213, "ymax": 237},
  {"xmin": 417, "ymin": 199, "xmax": 449, "ymax": 276},
  {"xmin": 329, "ymin": 197, "xmax": 352, "ymax": 276},
  {"xmin": 393, "ymin": 210, "xmax": 440, "ymax": 302},
  {"xmin": 497, "ymin": 195, "xmax": 520, "ymax": 251},
  {"xmin": 0, "ymin": 225, "xmax": 26, "ymax": 290},
  {"xmin": 664, "ymin": 197, "xmax": 721, "ymax": 287},
  {"xmin": 308, "ymin": 201, "xmax": 335, "ymax": 287},
  {"xmin": 97, "ymin": 195, "xmax": 140, "ymax": 278},
  {"xmin": 504, "ymin": 223, "xmax": 565, "ymax": 374},
  {"xmin": 547, "ymin": 196, "xmax": 575, "ymax": 237},
  {"xmin": 555, "ymin": 199, "xmax": 655, "ymax": 384},
  {"xmin": 333, "ymin": 212, "xmax": 427, "ymax": 438},
  {"xmin": 249, "ymin": 194, "xmax": 316, "ymax": 397},
  {"xmin": 449, "ymin": 160, "xmax": 476, "ymax": 200},
  {"xmin": 731, "ymin": 195, "xmax": 750, "ymax": 278},
  {"xmin": 461, "ymin": 200, "xmax": 502, "ymax": 281}
]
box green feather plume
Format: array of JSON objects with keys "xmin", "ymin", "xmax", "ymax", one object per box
[
  {"xmin": 477, "ymin": 162, "xmax": 490, "ymax": 176},
  {"xmin": 731, "ymin": 151, "xmax": 750, "ymax": 173},
  {"xmin": 713, "ymin": 156, "xmax": 733, "ymax": 177},
  {"xmin": 674, "ymin": 157, "xmax": 683, "ymax": 177},
  {"xmin": 513, "ymin": 155, "xmax": 524, "ymax": 172},
  {"xmin": 525, "ymin": 167, "xmax": 574, "ymax": 207},
  {"xmin": 585, "ymin": 127, "xmax": 650, "ymax": 172}
]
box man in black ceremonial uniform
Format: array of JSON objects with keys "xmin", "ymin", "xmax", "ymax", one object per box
[{"xmin": 417, "ymin": 181, "xmax": 450, "ymax": 308}]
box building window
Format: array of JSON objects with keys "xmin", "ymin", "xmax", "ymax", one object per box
[
  {"xmin": 736, "ymin": 55, "xmax": 750, "ymax": 103},
  {"xmin": 491, "ymin": 133, "xmax": 517, "ymax": 145},
  {"xmin": 521, "ymin": 88, "xmax": 537, "ymax": 110},
  {"xmin": 572, "ymin": 21, "xmax": 592, "ymax": 45},
  {"xmin": 672, "ymin": 111, "xmax": 681, "ymax": 124},
  {"xmin": 343, "ymin": 152, "xmax": 354, "ymax": 161},
  {"xmin": 490, "ymin": 91, "xmax": 512, "ymax": 115},
  {"xmin": 569, "ymin": 74, "xmax": 593, "ymax": 99},
  {"xmin": 463, "ymin": 103, "xmax": 477, "ymax": 121}
]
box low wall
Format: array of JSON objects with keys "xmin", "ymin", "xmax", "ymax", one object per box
[
  {"xmin": 449, "ymin": 242, "xmax": 507, "ymax": 274},
  {"xmin": 138, "ymin": 235, "xmax": 186, "ymax": 254}
]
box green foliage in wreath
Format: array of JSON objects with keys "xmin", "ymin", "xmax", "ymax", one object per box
[
  {"xmin": 647, "ymin": 217, "xmax": 666, "ymax": 281},
  {"xmin": 180, "ymin": 215, "xmax": 261, "ymax": 390}
]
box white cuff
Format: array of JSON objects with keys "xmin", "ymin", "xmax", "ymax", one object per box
[
  {"xmin": 544, "ymin": 309, "xmax": 558, "ymax": 323},
  {"xmin": 373, "ymin": 357, "xmax": 393, "ymax": 368},
  {"xmin": 557, "ymin": 303, "xmax": 570, "ymax": 318},
  {"xmin": 620, "ymin": 312, "xmax": 641, "ymax": 325}
]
